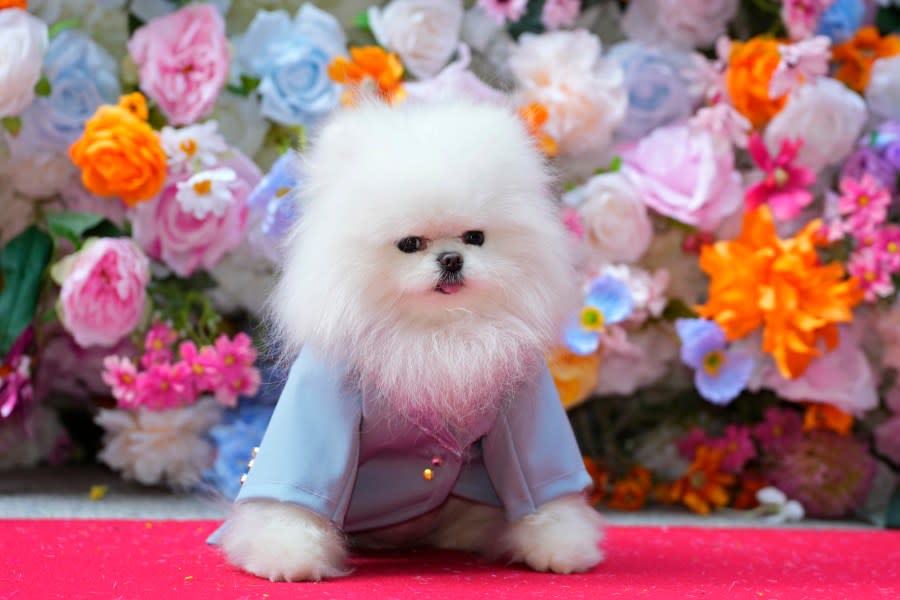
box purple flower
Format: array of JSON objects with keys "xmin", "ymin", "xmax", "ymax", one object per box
[
  {"xmin": 841, "ymin": 147, "xmax": 897, "ymax": 195},
  {"xmin": 0, "ymin": 327, "xmax": 34, "ymax": 419},
  {"xmin": 675, "ymin": 319, "xmax": 753, "ymax": 406},
  {"xmin": 563, "ymin": 275, "xmax": 633, "ymax": 355},
  {"xmin": 752, "ymin": 407, "xmax": 803, "ymax": 455}
]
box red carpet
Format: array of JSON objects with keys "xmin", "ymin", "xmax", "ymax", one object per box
[{"xmin": 2, "ymin": 520, "xmax": 898, "ymax": 599}]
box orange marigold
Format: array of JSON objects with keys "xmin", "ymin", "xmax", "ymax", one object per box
[
  {"xmin": 695, "ymin": 206, "xmax": 863, "ymax": 379},
  {"xmin": 731, "ymin": 473, "xmax": 768, "ymax": 510},
  {"xmin": 327, "ymin": 46, "xmax": 406, "ymax": 106},
  {"xmin": 583, "ymin": 457, "xmax": 609, "ymax": 506},
  {"xmin": 68, "ymin": 93, "xmax": 166, "ymax": 207},
  {"xmin": 0, "ymin": 0, "xmax": 27, "ymax": 9},
  {"xmin": 518, "ymin": 103, "xmax": 558, "ymax": 158},
  {"xmin": 803, "ymin": 403, "xmax": 853, "ymax": 436},
  {"xmin": 669, "ymin": 446, "xmax": 736, "ymax": 515},
  {"xmin": 726, "ymin": 37, "xmax": 788, "ymax": 129},
  {"xmin": 547, "ymin": 346, "xmax": 600, "ymax": 409},
  {"xmin": 607, "ymin": 465, "xmax": 652, "ymax": 511},
  {"xmin": 832, "ymin": 26, "xmax": 900, "ymax": 93}
]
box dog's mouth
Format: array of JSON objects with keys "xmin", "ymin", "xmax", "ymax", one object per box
[{"xmin": 435, "ymin": 275, "xmax": 464, "ymax": 295}]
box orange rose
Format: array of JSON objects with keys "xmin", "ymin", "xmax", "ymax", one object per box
[
  {"xmin": 833, "ymin": 26, "xmax": 900, "ymax": 93},
  {"xmin": 328, "ymin": 46, "xmax": 406, "ymax": 106},
  {"xmin": 0, "ymin": 0, "xmax": 27, "ymax": 9},
  {"xmin": 726, "ymin": 38, "xmax": 787, "ymax": 129},
  {"xmin": 69, "ymin": 93, "xmax": 166, "ymax": 207},
  {"xmin": 547, "ymin": 346, "xmax": 600, "ymax": 409}
]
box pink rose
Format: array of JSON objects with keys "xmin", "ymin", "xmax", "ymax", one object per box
[
  {"xmin": 128, "ymin": 4, "xmax": 229, "ymax": 125},
  {"xmin": 621, "ymin": 122, "xmax": 742, "ymax": 231},
  {"xmin": 131, "ymin": 151, "xmax": 262, "ymax": 277},
  {"xmin": 51, "ymin": 239, "xmax": 150, "ymax": 348}
]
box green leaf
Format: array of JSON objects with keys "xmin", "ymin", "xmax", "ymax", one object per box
[
  {"xmin": 225, "ymin": 74, "xmax": 261, "ymax": 98},
  {"xmin": 0, "ymin": 226, "xmax": 53, "ymax": 355},
  {"xmin": 876, "ymin": 7, "xmax": 900, "ymax": 35},
  {"xmin": 662, "ymin": 299, "xmax": 699, "ymax": 321},
  {"xmin": 353, "ymin": 9, "xmax": 370, "ymax": 31},
  {"xmin": 34, "ymin": 77, "xmax": 52, "ymax": 97},
  {"xmin": 1, "ymin": 116, "xmax": 21, "ymax": 136},
  {"xmin": 46, "ymin": 211, "xmax": 104, "ymax": 248},
  {"xmin": 607, "ymin": 155, "xmax": 622, "ymax": 173},
  {"xmin": 49, "ymin": 18, "xmax": 81, "ymax": 39}
]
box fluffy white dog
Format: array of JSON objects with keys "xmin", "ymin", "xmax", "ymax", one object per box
[{"xmin": 219, "ymin": 99, "xmax": 604, "ymax": 581}]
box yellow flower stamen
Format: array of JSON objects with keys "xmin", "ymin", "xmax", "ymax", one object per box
[
  {"xmin": 579, "ymin": 306, "xmax": 605, "ymax": 332},
  {"xmin": 275, "ymin": 186, "xmax": 291, "ymax": 198},
  {"xmin": 179, "ymin": 139, "xmax": 197, "ymax": 157},
  {"xmin": 193, "ymin": 179, "xmax": 212, "ymax": 195},
  {"xmin": 702, "ymin": 350, "xmax": 725, "ymax": 375}
]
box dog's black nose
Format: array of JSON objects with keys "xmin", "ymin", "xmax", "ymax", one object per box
[{"xmin": 437, "ymin": 251, "xmax": 463, "ymax": 273}]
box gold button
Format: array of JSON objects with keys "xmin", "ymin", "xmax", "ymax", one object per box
[
  {"xmin": 251, "ymin": 447, "xmax": 259, "ymax": 458},
  {"xmin": 422, "ymin": 468, "xmax": 434, "ymax": 481},
  {"xmin": 247, "ymin": 459, "xmax": 255, "ymax": 469},
  {"xmin": 240, "ymin": 473, "xmax": 248, "ymax": 485}
]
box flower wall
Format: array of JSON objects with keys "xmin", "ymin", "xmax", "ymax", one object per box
[{"xmin": 2, "ymin": 0, "xmax": 900, "ymax": 525}]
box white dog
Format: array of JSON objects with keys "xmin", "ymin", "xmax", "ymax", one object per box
[{"xmin": 218, "ymin": 99, "xmax": 604, "ymax": 581}]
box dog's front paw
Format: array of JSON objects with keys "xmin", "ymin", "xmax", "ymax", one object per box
[
  {"xmin": 501, "ymin": 494, "xmax": 605, "ymax": 574},
  {"xmin": 220, "ymin": 499, "xmax": 348, "ymax": 582}
]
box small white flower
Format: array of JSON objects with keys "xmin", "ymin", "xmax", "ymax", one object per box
[
  {"xmin": 161, "ymin": 121, "xmax": 230, "ymax": 172},
  {"xmin": 756, "ymin": 486, "xmax": 806, "ymax": 524},
  {"xmin": 0, "ymin": 10, "xmax": 48, "ymax": 118},
  {"xmin": 769, "ymin": 36, "xmax": 831, "ymax": 99},
  {"xmin": 176, "ymin": 168, "xmax": 237, "ymax": 219}
]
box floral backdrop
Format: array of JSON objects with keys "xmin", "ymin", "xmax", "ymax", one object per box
[{"xmin": 2, "ymin": 0, "xmax": 900, "ymax": 526}]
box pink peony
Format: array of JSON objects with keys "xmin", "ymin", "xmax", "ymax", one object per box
[
  {"xmin": 745, "ymin": 133, "xmax": 815, "ymax": 221},
  {"xmin": 127, "ymin": 4, "xmax": 229, "ymax": 126},
  {"xmin": 211, "ymin": 333, "xmax": 260, "ymax": 407},
  {"xmin": 781, "ymin": 0, "xmax": 833, "ymax": 40},
  {"xmin": 542, "ymin": 0, "xmax": 581, "ymax": 30},
  {"xmin": 621, "ymin": 122, "xmax": 743, "ymax": 231},
  {"xmin": 51, "ymin": 239, "xmax": 150, "ymax": 348},
  {"xmin": 477, "ymin": 0, "xmax": 528, "ymax": 24},
  {"xmin": 130, "ymin": 151, "xmax": 261, "ymax": 277}
]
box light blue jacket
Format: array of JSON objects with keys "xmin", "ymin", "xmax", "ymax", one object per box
[{"xmin": 232, "ymin": 345, "xmax": 591, "ymax": 532}]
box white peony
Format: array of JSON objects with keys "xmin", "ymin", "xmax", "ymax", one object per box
[
  {"xmin": 623, "ymin": 0, "xmax": 738, "ymax": 49},
  {"xmin": 404, "ymin": 44, "xmax": 508, "ymax": 105},
  {"xmin": 369, "ymin": 0, "xmax": 464, "ymax": 80},
  {"xmin": 95, "ymin": 398, "xmax": 222, "ymax": 491},
  {"xmin": 211, "ymin": 92, "xmax": 268, "ymax": 160},
  {"xmin": 866, "ymin": 55, "xmax": 900, "ymax": 121},
  {"xmin": 764, "ymin": 77, "xmax": 866, "ymax": 173},
  {"xmin": 0, "ymin": 10, "xmax": 48, "ymax": 118},
  {"xmin": 509, "ymin": 30, "xmax": 626, "ymax": 158},
  {"xmin": 566, "ymin": 172, "xmax": 652, "ymax": 264}
]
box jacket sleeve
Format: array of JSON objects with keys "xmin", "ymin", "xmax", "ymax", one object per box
[
  {"xmin": 480, "ymin": 362, "xmax": 593, "ymax": 522},
  {"xmin": 235, "ymin": 346, "xmax": 362, "ymax": 527}
]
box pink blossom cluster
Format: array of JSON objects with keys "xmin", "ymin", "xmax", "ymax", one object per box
[
  {"xmin": 101, "ymin": 323, "xmax": 260, "ymax": 411},
  {"xmin": 830, "ymin": 175, "xmax": 899, "ymax": 301},
  {"xmin": 676, "ymin": 424, "xmax": 757, "ymax": 473}
]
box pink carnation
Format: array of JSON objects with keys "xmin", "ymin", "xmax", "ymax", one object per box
[
  {"xmin": 127, "ymin": 4, "xmax": 229, "ymax": 125},
  {"xmin": 130, "ymin": 151, "xmax": 261, "ymax": 277},
  {"xmin": 52, "ymin": 239, "xmax": 150, "ymax": 348},
  {"xmin": 211, "ymin": 333, "xmax": 260, "ymax": 407}
]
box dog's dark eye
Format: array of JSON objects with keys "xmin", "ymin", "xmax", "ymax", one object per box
[
  {"xmin": 462, "ymin": 230, "xmax": 485, "ymax": 246},
  {"xmin": 397, "ymin": 236, "xmax": 425, "ymax": 253}
]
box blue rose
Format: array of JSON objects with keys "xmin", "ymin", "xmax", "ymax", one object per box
[
  {"xmin": 608, "ymin": 42, "xmax": 698, "ymax": 142},
  {"xmin": 14, "ymin": 29, "xmax": 120, "ymax": 156},
  {"xmin": 235, "ymin": 5, "xmax": 346, "ymax": 127},
  {"xmin": 817, "ymin": 0, "xmax": 865, "ymax": 43},
  {"xmin": 246, "ymin": 150, "xmax": 303, "ymax": 263}
]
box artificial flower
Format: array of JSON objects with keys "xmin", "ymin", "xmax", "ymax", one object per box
[
  {"xmin": 816, "ymin": 0, "xmax": 865, "ymax": 43},
  {"xmin": 622, "ymin": 0, "xmax": 738, "ymax": 49},
  {"xmin": 210, "ymin": 333, "xmax": 260, "ymax": 407},
  {"xmin": 509, "ymin": 29, "xmax": 627, "ymax": 158},
  {"xmin": 175, "ymin": 168, "xmax": 238, "ymax": 220},
  {"xmin": 583, "ymin": 457, "xmax": 608, "ymax": 505},
  {"xmin": 205, "ymin": 402, "xmax": 274, "ymax": 498},
  {"xmin": 246, "ymin": 149, "xmax": 302, "ymax": 263},
  {"xmin": 101, "ymin": 355, "xmax": 139, "ymax": 406},
  {"xmin": 764, "ymin": 77, "xmax": 867, "ymax": 173},
  {"xmin": 596, "ymin": 264, "xmax": 669, "ymax": 325},
  {"xmin": 753, "ymin": 407, "xmax": 804, "ymax": 455},
  {"xmin": 848, "ymin": 248, "xmax": 894, "ymax": 301},
  {"xmin": 687, "ymin": 103, "xmax": 751, "ymax": 148},
  {"xmin": 328, "ymin": 46, "xmax": 406, "ymax": 106},
  {"xmin": 2, "ymin": 151, "xmax": 77, "ymax": 199},
  {"xmin": 838, "ymin": 174, "xmax": 891, "ymax": 238},
  {"xmin": 160, "ymin": 121, "xmax": 229, "ymax": 174},
  {"xmin": 621, "ymin": 122, "xmax": 743, "ymax": 231},
  {"xmin": 477, "ymin": 0, "xmax": 527, "ymax": 24},
  {"xmin": 874, "ymin": 413, "xmax": 900, "ymax": 466},
  {"xmin": 0, "ymin": 404, "xmax": 70, "ymax": 471},
  {"xmin": 234, "ymin": 5, "xmax": 346, "ymax": 126},
  {"xmin": 210, "ymin": 92, "xmax": 267, "ymax": 159},
  {"xmin": 0, "ymin": 9, "xmax": 47, "ymax": 118},
  {"xmin": 141, "ymin": 322, "xmax": 178, "ymax": 367},
  {"xmin": 27, "ymin": 0, "xmax": 130, "ymax": 58},
  {"xmin": 403, "ymin": 43, "xmax": 507, "ymax": 106},
  {"xmin": 0, "ymin": 327, "xmax": 34, "ymax": 419},
  {"xmin": 130, "ymin": 150, "xmax": 261, "ymax": 277},
  {"xmin": 0, "ymin": 0, "xmax": 27, "ymax": 8},
  {"xmin": 745, "ymin": 133, "xmax": 815, "ymax": 221},
  {"xmin": 725, "ymin": 37, "xmax": 787, "ymax": 129},
  {"xmin": 51, "ymin": 238, "xmax": 150, "ymax": 349},
  {"xmin": 10, "ymin": 29, "xmax": 120, "ymax": 156},
  {"xmin": 866, "ymin": 56, "xmax": 900, "ymax": 121},
  {"xmin": 668, "ymin": 446, "xmax": 736, "ymax": 515},
  {"xmin": 514, "ymin": 103, "xmax": 556, "ymax": 158},
  {"xmin": 565, "ymin": 172, "xmax": 651, "ymax": 264},
  {"xmin": 207, "ymin": 243, "xmax": 277, "ymax": 318},
  {"xmin": 547, "ymin": 346, "xmax": 601, "ymax": 409},
  {"xmin": 841, "ymin": 147, "xmax": 897, "ymax": 195},
  {"xmin": 541, "ymin": 0, "xmax": 580, "ymax": 30},
  {"xmin": 755, "ymin": 487, "xmax": 805, "ymax": 523},
  {"xmin": 177, "ymin": 340, "xmax": 221, "ymax": 394},
  {"xmin": 630, "ymin": 425, "xmax": 692, "ymax": 482},
  {"xmin": 607, "ymin": 479, "xmax": 648, "ymax": 511},
  {"xmin": 782, "ymin": 1, "xmax": 834, "ymax": 40},
  {"xmin": 368, "ymin": 0, "xmax": 464, "ymax": 80},
  {"xmin": 803, "ymin": 403, "xmax": 853, "ymax": 435},
  {"xmin": 731, "ymin": 473, "xmax": 768, "ymax": 510},
  {"xmin": 608, "ymin": 41, "xmax": 699, "ymax": 141},
  {"xmin": 563, "ymin": 275, "xmax": 633, "ymax": 356},
  {"xmin": 95, "ymin": 397, "xmax": 221, "ymax": 490},
  {"xmin": 128, "ymin": 3, "xmax": 229, "ymax": 125},
  {"xmin": 696, "ymin": 206, "xmax": 863, "ymax": 379},
  {"xmin": 135, "ymin": 361, "xmax": 194, "ymax": 410},
  {"xmin": 763, "ymin": 430, "xmax": 875, "ymax": 518},
  {"xmin": 832, "ymin": 26, "xmax": 900, "ymax": 93},
  {"xmin": 68, "ymin": 93, "xmax": 167, "ymax": 207},
  {"xmin": 675, "ymin": 319, "xmax": 753, "ymax": 405},
  {"xmin": 768, "ymin": 36, "xmax": 831, "ymax": 99}
]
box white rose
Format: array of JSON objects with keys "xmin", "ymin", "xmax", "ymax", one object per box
[
  {"xmin": 623, "ymin": 0, "xmax": 738, "ymax": 49},
  {"xmin": 764, "ymin": 77, "xmax": 866, "ymax": 173},
  {"xmin": 404, "ymin": 44, "xmax": 508, "ymax": 105},
  {"xmin": 866, "ymin": 56, "xmax": 900, "ymax": 121},
  {"xmin": 369, "ymin": 0, "xmax": 464, "ymax": 80},
  {"xmin": 566, "ymin": 172, "xmax": 652, "ymax": 264},
  {"xmin": 0, "ymin": 10, "xmax": 48, "ymax": 118},
  {"xmin": 509, "ymin": 30, "xmax": 627, "ymax": 158},
  {"xmin": 208, "ymin": 243, "xmax": 277, "ymax": 317},
  {"xmin": 211, "ymin": 92, "xmax": 268, "ymax": 159}
]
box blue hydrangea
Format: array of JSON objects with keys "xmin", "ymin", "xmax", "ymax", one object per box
[
  {"xmin": 817, "ymin": 0, "xmax": 865, "ymax": 43},
  {"xmin": 675, "ymin": 318, "xmax": 754, "ymax": 406},
  {"xmin": 563, "ymin": 275, "xmax": 633, "ymax": 356}
]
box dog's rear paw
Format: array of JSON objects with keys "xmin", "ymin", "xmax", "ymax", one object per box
[
  {"xmin": 220, "ymin": 500, "xmax": 348, "ymax": 582},
  {"xmin": 501, "ymin": 494, "xmax": 605, "ymax": 574}
]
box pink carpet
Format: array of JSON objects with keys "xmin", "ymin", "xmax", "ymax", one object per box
[{"xmin": 3, "ymin": 519, "xmax": 898, "ymax": 599}]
